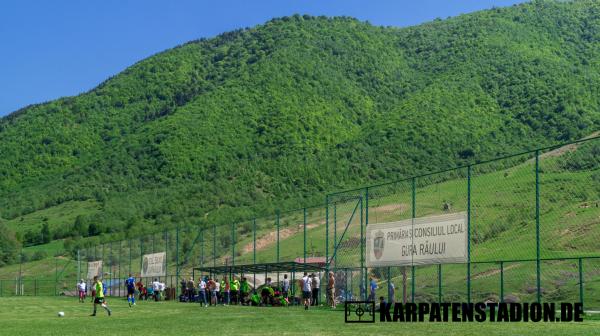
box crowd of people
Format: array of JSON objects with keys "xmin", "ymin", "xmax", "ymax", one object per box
[
  {"xmin": 175, "ymin": 271, "xmax": 338, "ymax": 309},
  {"xmin": 77, "ymin": 269, "xmax": 342, "ymax": 316},
  {"xmin": 180, "ymin": 276, "xmax": 252, "ymax": 306}
]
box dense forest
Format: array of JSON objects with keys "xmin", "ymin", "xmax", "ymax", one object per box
[{"xmin": 1, "ymin": 0, "xmax": 600, "ymax": 265}]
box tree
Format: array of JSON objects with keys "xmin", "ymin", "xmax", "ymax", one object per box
[
  {"xmin": 40, "ymin": 222, "xmax": 51, "ymax": 244},
  {"xmin": 0, "ymin": 222, "xmax": 21, "ymax": 266}
]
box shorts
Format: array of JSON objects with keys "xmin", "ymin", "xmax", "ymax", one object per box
[
  {"xmin": 211, "ymin": 291, "xmax": 217, "ymax": 298},
  {"xmin": 94, "ymin": 297, "xmax": 105, "ymax": 304},
  {"xmin": 127, "ymin": 287, "xmax": 135, "ymax": 295},
  {"xmin": 302, "ymin": 291, "xmax": 311, "ymax": 299}
]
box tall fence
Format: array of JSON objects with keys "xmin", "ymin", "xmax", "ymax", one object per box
[
  {"xmin": 1, "ymin": 136, "xmax": 599, "ymax": 310},
  {"xmin": 328, "ymin": 135, "xmax": 600, "ymax": 309}
]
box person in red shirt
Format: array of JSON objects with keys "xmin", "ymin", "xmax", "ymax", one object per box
[
  {"xmin": 207, "ymin": 278, "xmax": 217, "ymax": 306},
  {"xmin": 136, "ymin": 280, "xmax": 147, "ymax": 300}
]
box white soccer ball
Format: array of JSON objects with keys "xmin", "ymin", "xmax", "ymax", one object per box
[{"xmin": 58, "ymin": 311, "xmax": 65, "ymax": 317}]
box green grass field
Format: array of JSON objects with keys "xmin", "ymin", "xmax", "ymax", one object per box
[{"xmin": 0, "ymin": 296, "xmax": 598, "ymax": 336}]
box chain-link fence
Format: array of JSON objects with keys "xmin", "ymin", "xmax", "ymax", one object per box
[
  {"xmin": 1, "ymin": 136, "xmax": 598, "ymax": 310},
  {"xmin": 327, "ymin": 136, "xmax": 600, "ymax": 310}
]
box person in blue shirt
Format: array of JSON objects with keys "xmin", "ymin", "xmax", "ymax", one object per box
[
  {"xmin": 369, "ymin": 277, "xmax": 378, "ymax": 302},
  {"xmin": 125, "ymin": 273, "xmax": 136, "ymax": 307}
]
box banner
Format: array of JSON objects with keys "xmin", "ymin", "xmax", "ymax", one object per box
[
  {"xmin": 366, "ymin": 212, "xmax": 467, "ymax": 267},
  {"xmin": 86, "ymin": 261, "xmax": 103, "ymax": 279},
  {"xmin": 141, "ymin": 252, "xmax": 166, "ymax": 277}
]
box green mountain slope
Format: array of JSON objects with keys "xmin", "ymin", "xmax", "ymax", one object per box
[{"xmin": 1, "ymin": 0, "xmax": 600, "ymax": 257}]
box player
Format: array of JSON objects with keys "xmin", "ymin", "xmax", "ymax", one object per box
[
  {"xmin": 77, "ymin": 279, "xmax": 87, "ymax": 303},
  {"xmin": 91, "ymin": 276, "xmax": 112, "ymax": 316},
  {"xmin": 125, "ymin": 273, "xmax": 136, "ymax": 307}
]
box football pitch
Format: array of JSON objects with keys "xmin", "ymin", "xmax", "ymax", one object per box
[{"xmin": 0, "ymin": 297, "xmax": 598, "ymax": 336}]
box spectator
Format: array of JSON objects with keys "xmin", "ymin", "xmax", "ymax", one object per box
[
  {"xmin": 186, "ymin": 277, "xmax": 195, "ymax": 302},
  {"xmin": 311, "ymin": 273, "xmax": 320, "ymax": 306},
  {"xmin": 102, "ymin": 280, "xmax": 107, "ymax": 297},
  {"xmin": 136, "ymin": 281, "xmax": 147, "ymax": 301},
  {"xmin": 327, "ymin": 271, "xmax": 336, "ymax": 308},
  {"xmin": 223, "ymin": 278, "xmax": 230, "ymax": 305},
  {"xmin": 301, "ymin": 272, "xmax": 312, "ymax": 310},
  {"xmin": 159, "ymin": 281, "xmax": 166, "ymax": 300},
  {"xmin": 198, "ymin": 277, "xmax": 208, "ymax": 307},
  {"xmin": 215, "ymin": 279, "xmax": 221, "ymax": 306},
  {"xmin": 369, "ymin": 277, "xmax": 378, "ymax": 302},
  {"xmin": 282, "ymin": 274, "xmax": 290, "ymax": 299},
  {"xmin": 388, "ymin": 282, "xmax": 395, "ymax": 304},
  {"xmin": 260, "ymin": 281, "xmax": 274, "ymax": 306},
  {"xmin": 208, "ymin": 278, "xmax": 218, "ymax": 306},
  {"xmin": 180, "ymin": 278, "xmax": 187, "ymax": 297},
  {"xmin": 240, "ymin": 277, "xmax": 250, "ymax": 305},
  {"xmin": 377, "ymin": 296, "xmax": 387, "ymax": 312},
  {"xmin": 231, "ymin": 277, "xmax": 240, "ymax": 305}
]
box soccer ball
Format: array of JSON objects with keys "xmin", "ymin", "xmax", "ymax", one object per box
[{"xmin": 58, "ymin": 312, "xmax": 65, "ymax": 317}]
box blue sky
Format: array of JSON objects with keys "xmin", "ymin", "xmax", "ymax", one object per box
[{"xmin": 0, "ymin": 0, "xmax": 525, "ymax": 116}]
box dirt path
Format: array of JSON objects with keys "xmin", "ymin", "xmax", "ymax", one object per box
[
  {"xmin": 471, "ymin": 263, "xmax": 520, "ymax": 280},
  {"xmin": 241, "ymin": 222, "xmax": 320, "ymax": 253},
  {"xmin": 370, "ymin": 203, "xmax": 409, "ymax": 213},
  {"xmin": 529, "ymin": 131, "xmax": 600, "ymax": 162}
]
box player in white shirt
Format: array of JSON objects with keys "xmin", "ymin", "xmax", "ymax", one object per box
[
  {"xmin": 152, "ymin": 279, "xmax": 161, "ymax": 301},
  {"xmin": 77, "ymin": 279, "xmax": 87, "ymax": 303}
]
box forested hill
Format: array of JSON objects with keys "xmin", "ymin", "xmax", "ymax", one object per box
[{"xmin": 1, "ymin": 0, "xmax": 600, "ymax": 251}]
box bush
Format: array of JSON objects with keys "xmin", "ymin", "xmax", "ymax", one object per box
[
  {"xmin": 0, "ymin": 222, "xmax": 21, "ymax": 266},
  {"xmin": 31, "ymin": 250, "xmax": 48, "ymax": 261}
]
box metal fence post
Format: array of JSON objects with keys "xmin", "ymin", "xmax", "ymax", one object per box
[
  {"xmin": 253, "ymin": 218, "xmax": 256, "ymax": 290},
  {"xmin": 77, "ymin": 249, "xmax": 81, "ymax": 283},
  {"xmin": 411, "ymin": 177, "xmax": 416, "ymax": 303},
  {"xmin": 500, "ymin": 261, "xmax": 504, "ymax": 303},
  {"xmin": 175, "ymin": 226, "xmax": 179, "ymax": 292},
  {"xmin": 213, "ymin": 222, "xmax": 216, "ymax": 268},
  {"xmin": 467, "ymin": 165, "xmax": 472, "ymax": 303},
  {"xmin": 232, "ymin": 221, "xmax": 236, "ymax": 267},
  {"xmin": 253, "ymin": 219, "xmax": 256, "ymax": 265},
  {"xmin": 165, "ymin": 230, "xmax": 169, "ymax": 290},
  {"xmin": 410, "ymin": 266, "xmax": 415, "ymax": 303},
  {"xmin": 387, "ymin": 267, "xmax": 391, "ymax": 303},
  {"xmin": 579, "ymin": 258, "xmax": 584, "ymax": 308},
  {"xmin": 333, "ymin": 203, "xmax": 337, "ymax": 266},
  {"xmin": 438, "ymin": 264, "xmax": 442, "ymax": 303},
  {"xmin": 54, "ymin": 258, "xmax": 58, "ymax": 296},
  {"xmin": 118, "ymin": 240, "xmax": 121, "ymax": 296},
  {"xmin": 303, "ymin": 209, "xmax": 307, "ymax": 263},
  {"xmin": 326, "ymin": 195, "xmax": 329, "ymax": 268},
  {"xmin": 140, "ymin": 238, "xmax": 143, "ymax": 277},
  {"xmin": 365, "ymin": 187, "xmax": 369, "ymax": 303},
  {"xmin": 200, "ymin": 228, "xmax": 204, "ymax": 267},
  {"xmin": 129, "ymin": 239, "xmax": 132, "ymax": 275},
  {"xmin": 535, "ymin": 150, "xmax": 541, "ymax": 303},
  {"xmin": 360, "ymin": 196, "xmax": 365, "ymax": 300},
  {"xmin": 276, "ymin": 211, "xmax": 280, "ymax": 264}
]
